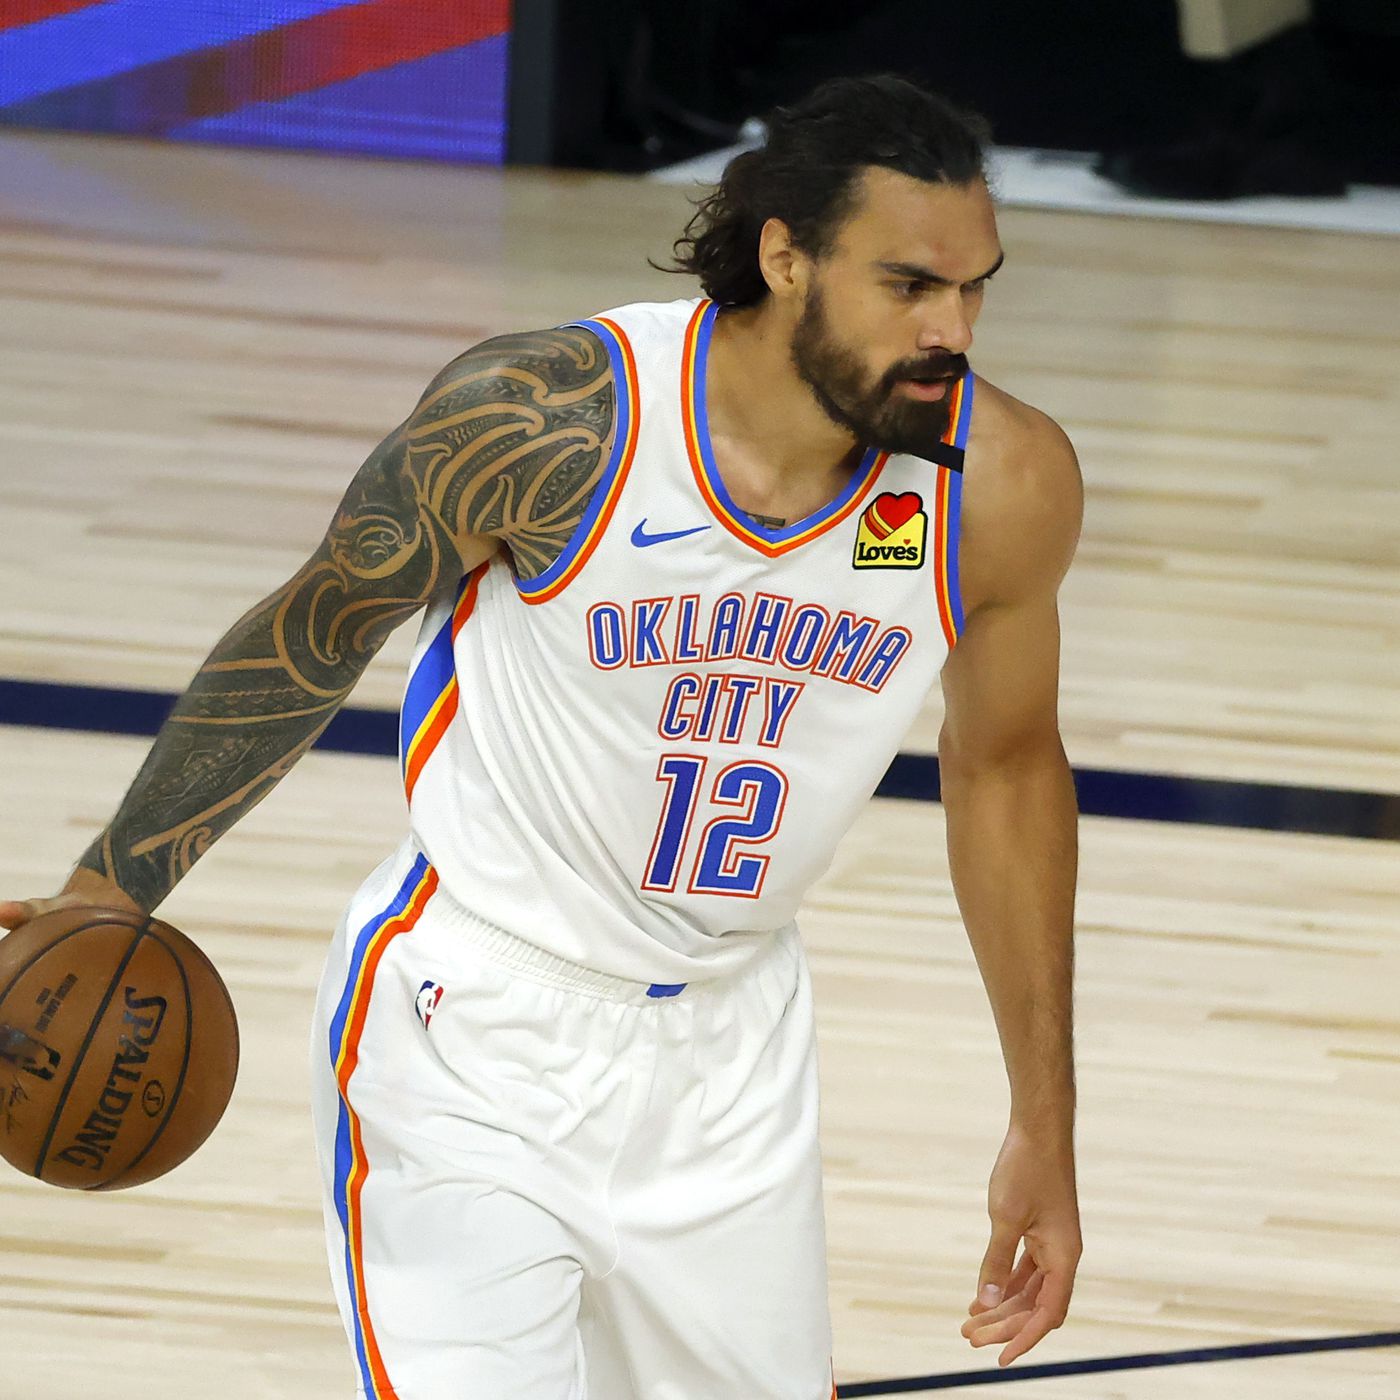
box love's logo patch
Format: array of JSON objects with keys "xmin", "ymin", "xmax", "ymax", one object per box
[{"xmin": 853, "ymin": 491, "xmax": 926, "ymax": 570}]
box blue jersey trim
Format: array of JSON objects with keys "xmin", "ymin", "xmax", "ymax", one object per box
[
  {"xmin": 327, "ymin": 852, "xmax": 431, "ymax": 1396},
  {"xmin": 397, "ymin": 605, "xmax": 456, "ymax": 779},
  {"xmin": 514, "ymin": 317, "xmax": 633, "ymax": 597},
  {"xmin": 691, "ymin": 300, "xmax": 882, "ymax": 544},
  {"xmin": 947, "ymin": 373, "xmax": 974, "ymax": 636}
]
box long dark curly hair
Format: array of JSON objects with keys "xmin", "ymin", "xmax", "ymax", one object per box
[{"xmin": 663, "ymin": 75, "xmax": 992, "ymax": 308}]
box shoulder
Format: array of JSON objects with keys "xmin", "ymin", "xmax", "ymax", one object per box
[
  {"xmin": 403, "ymin": 325, "xmax": 619, "ymax": 486},
  {"xmin": 415, "ymin": 325, "xmax": 616, "ymax": 413},
  {"xmin": 422, "ymin": 297, "xmax": 697, "ymax": 393},
  {"xmin": 396, "ymin": 326, "xmax": 623, "ymax": 580},
  {"xmin": 959, "ymin": 376, "xmax": 1083, "ymax": 613}
]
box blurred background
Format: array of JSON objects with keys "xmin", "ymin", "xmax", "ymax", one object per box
[
  {"xmin": 1, "ymin": 0, "xmax": 1397, "ymax": 192},
  {"xmin": 0, "ymin": 3, "xmax": 1397, "ymax": 1399}
]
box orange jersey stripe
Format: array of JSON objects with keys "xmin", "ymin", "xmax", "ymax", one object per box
[
  {"xmin": 944, "ymin": 376, "xmax": 964, "ymax": 446},
  {"xmin": 402, "ymin": 565, "xmax": 485, "ymax": 802},
  {"xmin": 403, "ymin": 675, "xmax": 458, "ymax": 804},
  {"xmin": 522, "ymin": 316, "xmax": 642, "ymax": 605},
  {"xmin": 335, "ymin": 865, "xmax": 439, "ymax": 1399},
  {"xmin": 932, "ymin": 468, "xmax": 957, "ymax": 649},
  {"xmin": 683, "ymin": 302, "xmax": 889, "ymax": 557},
  {"xmin": 681, "ymin": 302, "xmax": 792, "ymax": 555},
  {"xmin": 768, "ymin": 456, "xmax": 887, "ymax": 551},
  {"xmin": 681, "ymin": 304, "xmax": 736, "ymax": 534},
  {"xmin": 451, "ymin": 565, "xmax": 485, "ymax": 639},
  {"xmin": 928, "ymin": 376, "xmax": 967, "ymax": 649}
]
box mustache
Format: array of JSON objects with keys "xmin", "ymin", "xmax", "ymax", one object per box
[{"xmin": 884, "ymin": 352, "xmax": 969, "ymax": 390}]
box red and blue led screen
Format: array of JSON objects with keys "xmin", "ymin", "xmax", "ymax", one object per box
[{"xmin": 0, "ymin": 1, "xmax": 511, "ymax": 164}]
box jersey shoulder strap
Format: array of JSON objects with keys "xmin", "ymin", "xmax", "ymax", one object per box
[{"xmin": 513, "ymin": 301, "xmax": 699, "ymax": 605}]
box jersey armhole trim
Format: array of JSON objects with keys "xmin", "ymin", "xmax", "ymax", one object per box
[
  {"xmin": 935, "ymin": 372, "xmax": 974, "ymax": 646},
  {"xmin": 401, "ymin": 563, "xmax": 488, "ymax": 804},
  {"xmin": 514, "ymin": 316, "xmax": 641, "ymax": 606}
]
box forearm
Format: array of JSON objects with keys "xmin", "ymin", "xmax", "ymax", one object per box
[
  {"xmin": 73, "ymin": 581, "xmax": 382, "ymax": 913},
  {"xmin": 940, "ymin": 738, "xmax": 1078, "ymax": 1142}
]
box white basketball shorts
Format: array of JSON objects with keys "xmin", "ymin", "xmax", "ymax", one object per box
[{"xmin": 308, "ymin": 840, "xmax": 837, "ymax": 1400}]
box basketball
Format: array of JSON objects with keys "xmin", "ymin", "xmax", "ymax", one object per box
[{"xmin": 0, "ymin": 908, "xmax": 239, "ymax": 1191}]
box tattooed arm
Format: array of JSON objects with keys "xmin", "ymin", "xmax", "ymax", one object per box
[{"xmin": 0, "ymin": 327, "xmax": 615, "ymax": 926}]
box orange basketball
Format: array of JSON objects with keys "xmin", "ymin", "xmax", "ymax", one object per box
[{"xmin": 0, "ymin": 907, "xmax": 239, "ymax": 1190}]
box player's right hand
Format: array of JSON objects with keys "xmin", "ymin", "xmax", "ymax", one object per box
[
  {"xmin": 0, "ymin": 893, "xmax": 96, "ymax": 934},
  {"xmin": 0, "ymin": 875, "xmax": 145, "ymax": 935}
]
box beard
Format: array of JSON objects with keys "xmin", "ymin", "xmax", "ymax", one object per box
[{"xmin": 789, "ymin": 283, "xmax": 968, "ymax": 457}]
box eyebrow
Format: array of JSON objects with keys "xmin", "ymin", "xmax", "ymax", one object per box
[{"xmin": 876, "ymin": 251, "xmax": 1005, "ymax": 286}]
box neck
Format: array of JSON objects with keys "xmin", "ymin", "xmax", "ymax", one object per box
[{"xmin": 706, "ymin": 298, "xmax": 863, "ymax": 484}]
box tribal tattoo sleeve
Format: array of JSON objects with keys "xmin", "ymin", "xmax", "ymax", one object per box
[{"xmin": 78, "ymin": 327, "xmax": 614, "ymax": 912}]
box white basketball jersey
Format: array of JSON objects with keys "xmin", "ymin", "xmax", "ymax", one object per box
[{"xmin": 396, "ymin": 298, "xmax": 974, "ymax": 985}]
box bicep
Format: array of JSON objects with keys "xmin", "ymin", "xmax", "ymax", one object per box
[
  {"xmin": 257, "ymin": 432, "xmax": 486, "ymax": 696},
  {"xmin": 324, "ymin": 427, "xmax": 495, "ymax": 615},
  {"xmin": 940, "ymin": 414, "xmax": 1082, "ymax": 767},
  {"xmin": 939, "ymin": 593, "xmax": 1063, "ymax": 767},
  {"xmin": 402, "ymin": 327, "xmax": 616, "ymax": 580}
]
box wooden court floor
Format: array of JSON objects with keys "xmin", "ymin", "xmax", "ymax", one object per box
[{"xmin": 0, "ymin": 129, "xmax": 1397, "ymax": 1398}]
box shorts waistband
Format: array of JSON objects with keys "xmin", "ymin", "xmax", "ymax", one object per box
[{"xmin": 423, "ymin": 883, "xmax": 789, "ymax": 1006}]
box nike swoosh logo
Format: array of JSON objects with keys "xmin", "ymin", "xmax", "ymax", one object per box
[{"xmin": 630, "ymin": 520, "xmax": 712, "ymax": 548}]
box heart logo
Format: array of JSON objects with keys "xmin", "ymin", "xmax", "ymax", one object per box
[{"xmin": 864, "ymin": 492, "xmax": 922, "ymax": 540}]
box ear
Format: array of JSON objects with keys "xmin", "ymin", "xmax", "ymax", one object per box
[{"xmin": 757, "ymin": 217, "xmax": 809, "ymax": 301}]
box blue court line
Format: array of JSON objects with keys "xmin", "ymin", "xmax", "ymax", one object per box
[
  {"xmin": 879, "ymin": 752, "xmax": 1400, "ymax": 841},
  {"xmin": 836, "ymin": 1329, "xmax": 1400, "ymax": 1394},
  {"xmin": 1, "ymin": 677, "xmax": 1396, "ymax": 842}
]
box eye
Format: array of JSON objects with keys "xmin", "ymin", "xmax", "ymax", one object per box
[{"xmin": 891, "ymin": 281, "xmax": 924, "ymax": 299}]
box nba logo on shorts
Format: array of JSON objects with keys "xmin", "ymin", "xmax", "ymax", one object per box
[{"xmin": 415, "ymin": 979, "xmax": 444, "ymax": 1029}]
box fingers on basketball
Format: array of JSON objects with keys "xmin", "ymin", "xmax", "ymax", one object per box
[
  {"xmin": 0, "ymin": 894, "xmax": 92, "ymax": 933},
  {"xmin": 0, "ymin": 908, "xmax": 239, "ymax": 1190}
]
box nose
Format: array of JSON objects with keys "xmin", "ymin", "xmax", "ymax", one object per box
[{"xmin": 916, "ymin": 289, "xmax": 974, "ymax": 357}]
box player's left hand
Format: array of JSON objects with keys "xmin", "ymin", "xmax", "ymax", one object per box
[{"xmin": 960, "ymin": 1120, "xmax": 1082, "ymax": 1367}]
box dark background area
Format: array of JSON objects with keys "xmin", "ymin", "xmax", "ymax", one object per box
[{"xmin": 513, "ymin": 0, "xmax": 1400, "ymax": 190}]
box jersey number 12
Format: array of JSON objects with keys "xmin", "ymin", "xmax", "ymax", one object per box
[{"xmin": 642, "ymin": 755, "xmax": 789, "ymax": 898}]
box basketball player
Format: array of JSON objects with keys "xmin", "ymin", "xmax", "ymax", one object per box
[{"xmin": 1, "ymin": 76, "xmax": 1082, "ymax": 1397}]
